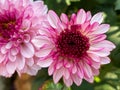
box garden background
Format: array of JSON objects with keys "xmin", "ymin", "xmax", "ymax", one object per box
[{"xmin": 0, "ymin": 0, "xmax": 120, "ymax": 90}]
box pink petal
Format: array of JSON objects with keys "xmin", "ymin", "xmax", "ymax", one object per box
[
  {"xmin": 10, "ymin": 48, "xmax": 19, "ymax": 56},
  {"xmin": 0, "ymin": 65, "xmax": 8, "ymax": 77},
  {"xmin": 100, "ymin": 57, "xmax": 110, "ymax": 64},
  {"xmin": 63, "ymin": 68, "xmax": 70, "ymax": 79},
  {"xmin": 22, "ymin": 19, "xmax": 31, "ymax": 31},
  {"xmin": 86, "ymin": 11, "xmax": 92, "ymax": 21},
  {"xmin": 0, "ymin": 53, "xmax": 5, "ymax": 63},
  {"xmin": 32, "ymin": 36, "xmax": 51, "ymax": 48},
  {"xmin": 91, "ymin": 40, "xmax": 115, "ymax": 51},
  {"xmin": 77, "ymin": 62, "xmax": 84, "ymax": 78},
  {"xmin": 84, "ymin": 76, "xmax": 94, "ymax": 83},
  {"xmin": 91, "ymin": 61, "xmax": 100, "ymax": 69},
  {"xmin": 90, "ymin": 34, "xmax": 106, "ymax": 43},
  {"xmin": 83, "ymin": 62, "xmax": 92, "ymax": 78},
  {"xmin": 63, "ymin": 77, "xmax": 73, "ymax": 87},
  {"xmin": 8, "ymin": 53, "xmax": 16, "ymax": 62},
  {"xmin": 35, "ymin": 45, "xmax": 53, "ymax": 57},
  {"xmin": 91, "ymin": 67, "xmax": 99, "ymax": 75},
  {"xmin": 72, "ymin": 65, "xmax": 77, "ymax": 74},
  {"xmin": 23, "ymin": 34, "xmax": 30, "ymax": 43},
  {"xmin": 56, "ymin": 61, "xmax": 63, "ymax": 69},
  {"xmin": 60, "ymin": 13, "xmax": 69, "ymax": 24},
  {"xmin": 76, "ymin": 9, "xmax": 86, "ymax": 24},
  {"xmin": 53, "ymin": 67, "xmax": 64, "ymax": 83},
  {"xmin": 72, "ymin": 74, "xmax": 82, "ymax": 86},
  {"xmin": 6, "ymin": 61, "xmax": 16, "ymax": 74},
  {"xmin": 16, "ymin": 54, "xmax": 25, "ymax": 70},
  {"xmin": 37, "ymin": 58, "xmax": 53, "ymax": 67},
  {"xmin": 88, "ymin": 50, "xmax": 110, "ymax": 57},
  {"xmin": 92, "ymin": 24, "xmax": 110, "ymax": 34},
  {"xmin": 1, "ymin": 46, "xmax": 7, "ymax": 54},
  {"xmin": 23, "ymin": 6, "xmax": 34, "ymax": 19},
  {"xmin": 48, "ymin": 63, "xmax": 55, "ymax": 75},
  {"xmin": 70, "ymin": 13, "xmax": 76, "ymax": 24},
  {"xmin": 20, "ymin": 43, "xmax": 34, "ymax": 58},
  {"xmin": 90, "ymin": 12, "xmax": 103, "ymax": 24},
  {"xmin": 87, "ymin": 53, "xmax": 100, "ymax": 62},
  {"xmin": 48, "ymin": 10, "xmax": 59, "ymax": 28},
  {"xmin": 26, "ymin": 58, "xmax": 34, "ymax": 66},
  {"xmin": 5, "ymin": 42, "xmax": 12, "ymax": 49}
]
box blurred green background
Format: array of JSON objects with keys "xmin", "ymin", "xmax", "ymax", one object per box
[{"xmin": 1, "ymin": 0, "xmax": 120, "ymax": 90}]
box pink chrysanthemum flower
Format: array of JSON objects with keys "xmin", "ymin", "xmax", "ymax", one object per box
[
  {"xmin": 0, "ymin": 0, "xmax": 47, "ymax": 77},
  {"xmin": 34, "ymin": 9, "xmax": 115, "ymax": 87}
]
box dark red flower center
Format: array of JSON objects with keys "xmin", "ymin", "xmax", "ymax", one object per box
[
  {"xmin": 56, "ymin": 26, "xmax": 90, "ymax": 59},
  {"xmin": 0, "ymin": 10, "xmax": 22, "ymax": 42}
]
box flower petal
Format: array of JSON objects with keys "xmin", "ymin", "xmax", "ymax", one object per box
[
  {"xmin": 20, "ymin": 43, "xmax": 34, "ymax": 58},
  {"xmin": 90, "ymin": 12, "xmax": 103, "ymax": 24},
  {"xmin": 16, "ymin": 54, "xmax": 25, "ymax": 70},
  {"xmin": 35, "ymin": 45, "xmax": 53, "ymax": 57},
  {"xmin": 60, "ymin": 13, "xmax": 69, "ymax": 24},
  {"xmin": 37, "ymin": 58, "xmax": 53, "ymax": 67},
  {"xmin": 76, "ymin": 9, "xmax": 86, "ymax": 24},
  {"xmin": 48, "ymin": 10, "xmax": 59, "ymax": 28},
  {"xmin": 32, "ymin": 36, "xmax": 51, "ymax": 48},
  {"xmin": 72, "ymin": 74, "xmax": 82, "ymax": 86},
  {"xmin": 0, "ymin": 53, "xmax": 5, "ymax": 63},
  {"xmin": 6, "ymin": 61, "xmax": 16, "ymax": 74},
  {"xmin": 100, "ymin": 57, "xmax": 110, "ymax": 64},
  {"xmin": 63, "ymin": 77, "xmax": 73, "ymax": 87},
  {"xmin": 92, "ymin": 24, "xmax": 110, "ymax": 34},
  {"xmin": 53, "ymin": 67, "xmax": 64, "ymax": 83}
]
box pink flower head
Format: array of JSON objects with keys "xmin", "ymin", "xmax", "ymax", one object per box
[
  {"xmin": 35, "ymin": 9, "xmax": 116, "ymax": 87},
  {"xmin": 0, "ymin": 0, "xmax": 47, "ymax": 77}
]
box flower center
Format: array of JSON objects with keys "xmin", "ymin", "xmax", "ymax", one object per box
[
  {"xmin": 0, "ymin": 10, "xmax": 22, "ymax": 42},
  {"xmin": 56, "ymin": 26, "xmax": 90, "ymax": 59}
]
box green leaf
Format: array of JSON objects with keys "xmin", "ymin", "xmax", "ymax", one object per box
[
  {"xmin": 115, "ymin": 0, "xmax": 120, "ymax": 10},
  {"xmin": 39, "ymin": 80, "xmax": 71, "ymax": 90}
]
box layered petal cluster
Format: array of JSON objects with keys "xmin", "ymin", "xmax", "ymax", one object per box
[
  {"xmin": 35, "ymin": 9, "xmax": 116, "ymax": 87},
  {"xmin": 0, "ymin": 0, "xmax": 47, "ymax": 77}
]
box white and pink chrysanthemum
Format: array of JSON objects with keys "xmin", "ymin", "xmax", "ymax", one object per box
[
  {"xmin": 34, "ymin": 9, "xmax": 116, "ymax": 87},
  {"xmin": 0, "ymin": 0, "xmax": 48, "ymax": 77}
]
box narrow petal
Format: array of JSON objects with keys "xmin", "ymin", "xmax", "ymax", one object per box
[
  {"xmin": 63, "ymin": 77, "xmax": 73, "ymax": 87},
  {"xmin": 92, "ymin": 24, "xmax": 110, "ymax": 34},
  {"xmin": 72, "ymin": 74, "xmax": 82, "ymax": 86},
  {"xmin": 53, "ymin": 67, "xmax": 64, "ymax": 83},
  {"xmin": 86, "ymin": 11, "xmax": 92, "ymax": 21},
  {"xmin": 90, "ymin": 12, "xmax": 103, "ymax": 24},
  {"xmin": 48, "ymin": 63, "xmax": 55, "ymax": 75},
  {"xmin": 48, "ymin": 10, "xmax": 59, "ymax": 28},
  {"xmin": 63, "ymin": 68, "xmax": 70, "ymax": 79},
  {"xmin": 72, "ymin": 65, "xmax": 77, "ymax": 74},
  {"xmin": 60, "ymin": 13, "xmax": 69, "ymax": 24},
  {"xmin": 83, "ymin": 62, "xmax": 92, "ymax": 78},
  {"xmin": 76, "ymin": 9, "xmax": 86, "ymax": 24},
  {"xmin": 100, "ymin": 57, "xmax": 110, "ymax": 64}
]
